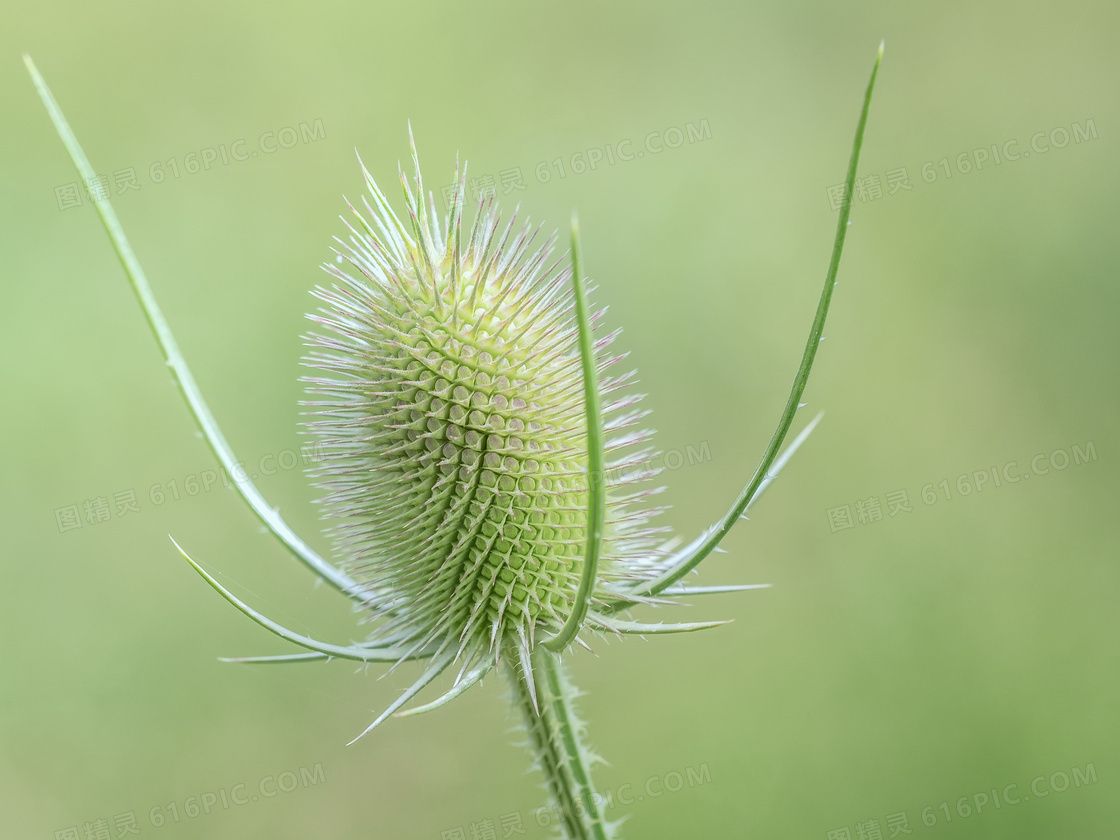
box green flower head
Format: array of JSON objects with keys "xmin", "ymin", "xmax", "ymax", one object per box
[{"xmin": 302, "ymin": 131, "xmax": 669, "ymax": 681}]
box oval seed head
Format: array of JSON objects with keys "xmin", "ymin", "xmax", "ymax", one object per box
[{"xmin": 302, "ymin": 136, "xmax": 669, "ymax": 670}]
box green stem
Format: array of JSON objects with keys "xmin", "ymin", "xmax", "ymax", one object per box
[{"xmin": 508, "ymin": 648, "xmax": 613, "ymax": 840}]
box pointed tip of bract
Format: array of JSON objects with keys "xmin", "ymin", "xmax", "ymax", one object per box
[
  {"xmin": 354, "ymin": 148, "xmax": 374, "ymax": 187},
  {"xmin": 345, "ymin": 651, "xmax": 456, "ymax": 745},
  {"xmin": 407, "ymin": 122, "xmax": 423, "ymax": 190}
]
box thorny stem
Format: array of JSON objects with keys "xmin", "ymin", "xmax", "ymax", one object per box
[{"xmin": 508, "ymin": 647, "xmax": 612, "ymax": 840}]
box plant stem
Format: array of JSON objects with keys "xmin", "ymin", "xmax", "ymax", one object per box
[{"xmin": 509, "ymin": 647, "xmax": 613, "ymax": 840}]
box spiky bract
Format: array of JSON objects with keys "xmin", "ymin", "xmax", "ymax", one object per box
[{"xmin": 302, "ymin": 139, "xmax": 668, "ymax": 675}]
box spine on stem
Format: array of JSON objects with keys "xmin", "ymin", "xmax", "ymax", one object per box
[{"xmin": 508, "ymin": 647, "xmax": 615, "ymax": 840}]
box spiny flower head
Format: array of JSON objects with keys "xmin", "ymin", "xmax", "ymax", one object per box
[{"xmin": 301, "ymin": 132, "xmax": 670, "ymax": 679}]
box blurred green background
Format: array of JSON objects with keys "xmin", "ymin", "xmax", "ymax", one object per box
[{"xmin": 3, "ymin": 1, "xmax": 1118, "ymax": 838}]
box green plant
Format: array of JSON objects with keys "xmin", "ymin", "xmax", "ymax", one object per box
[{"xmin": 26, "ymin": 44, "xmax": 882, "ymax": 839}]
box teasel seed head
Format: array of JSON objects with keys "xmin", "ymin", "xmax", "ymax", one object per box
[{"xmin": 301, "ymin": 131, "xmax": 670, "ymax": 680}]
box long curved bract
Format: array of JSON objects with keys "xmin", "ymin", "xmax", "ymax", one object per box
[
  {"xmin": 625, "ymin": 43, "xmax": 883, "ymax": 598},
  {"xmin": 544, "ymin": 216, "xmax": 605, "ymax": 653},
  {"xmin": 172, "ymin": 537, "xmax": 435, "ymax": 663},
  {"xmin": 24, "ymin": 54, "xmax": 371, "ymax": 606}
]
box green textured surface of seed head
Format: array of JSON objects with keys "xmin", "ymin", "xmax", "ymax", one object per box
[{"xmin": 302, "ymin": 136, "xmax": 667, "ymax": 666}]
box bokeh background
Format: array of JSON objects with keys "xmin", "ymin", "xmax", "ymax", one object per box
[{"xmin": 3, "ymin": 1, "xmax": 1118, "ymax": 838}]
